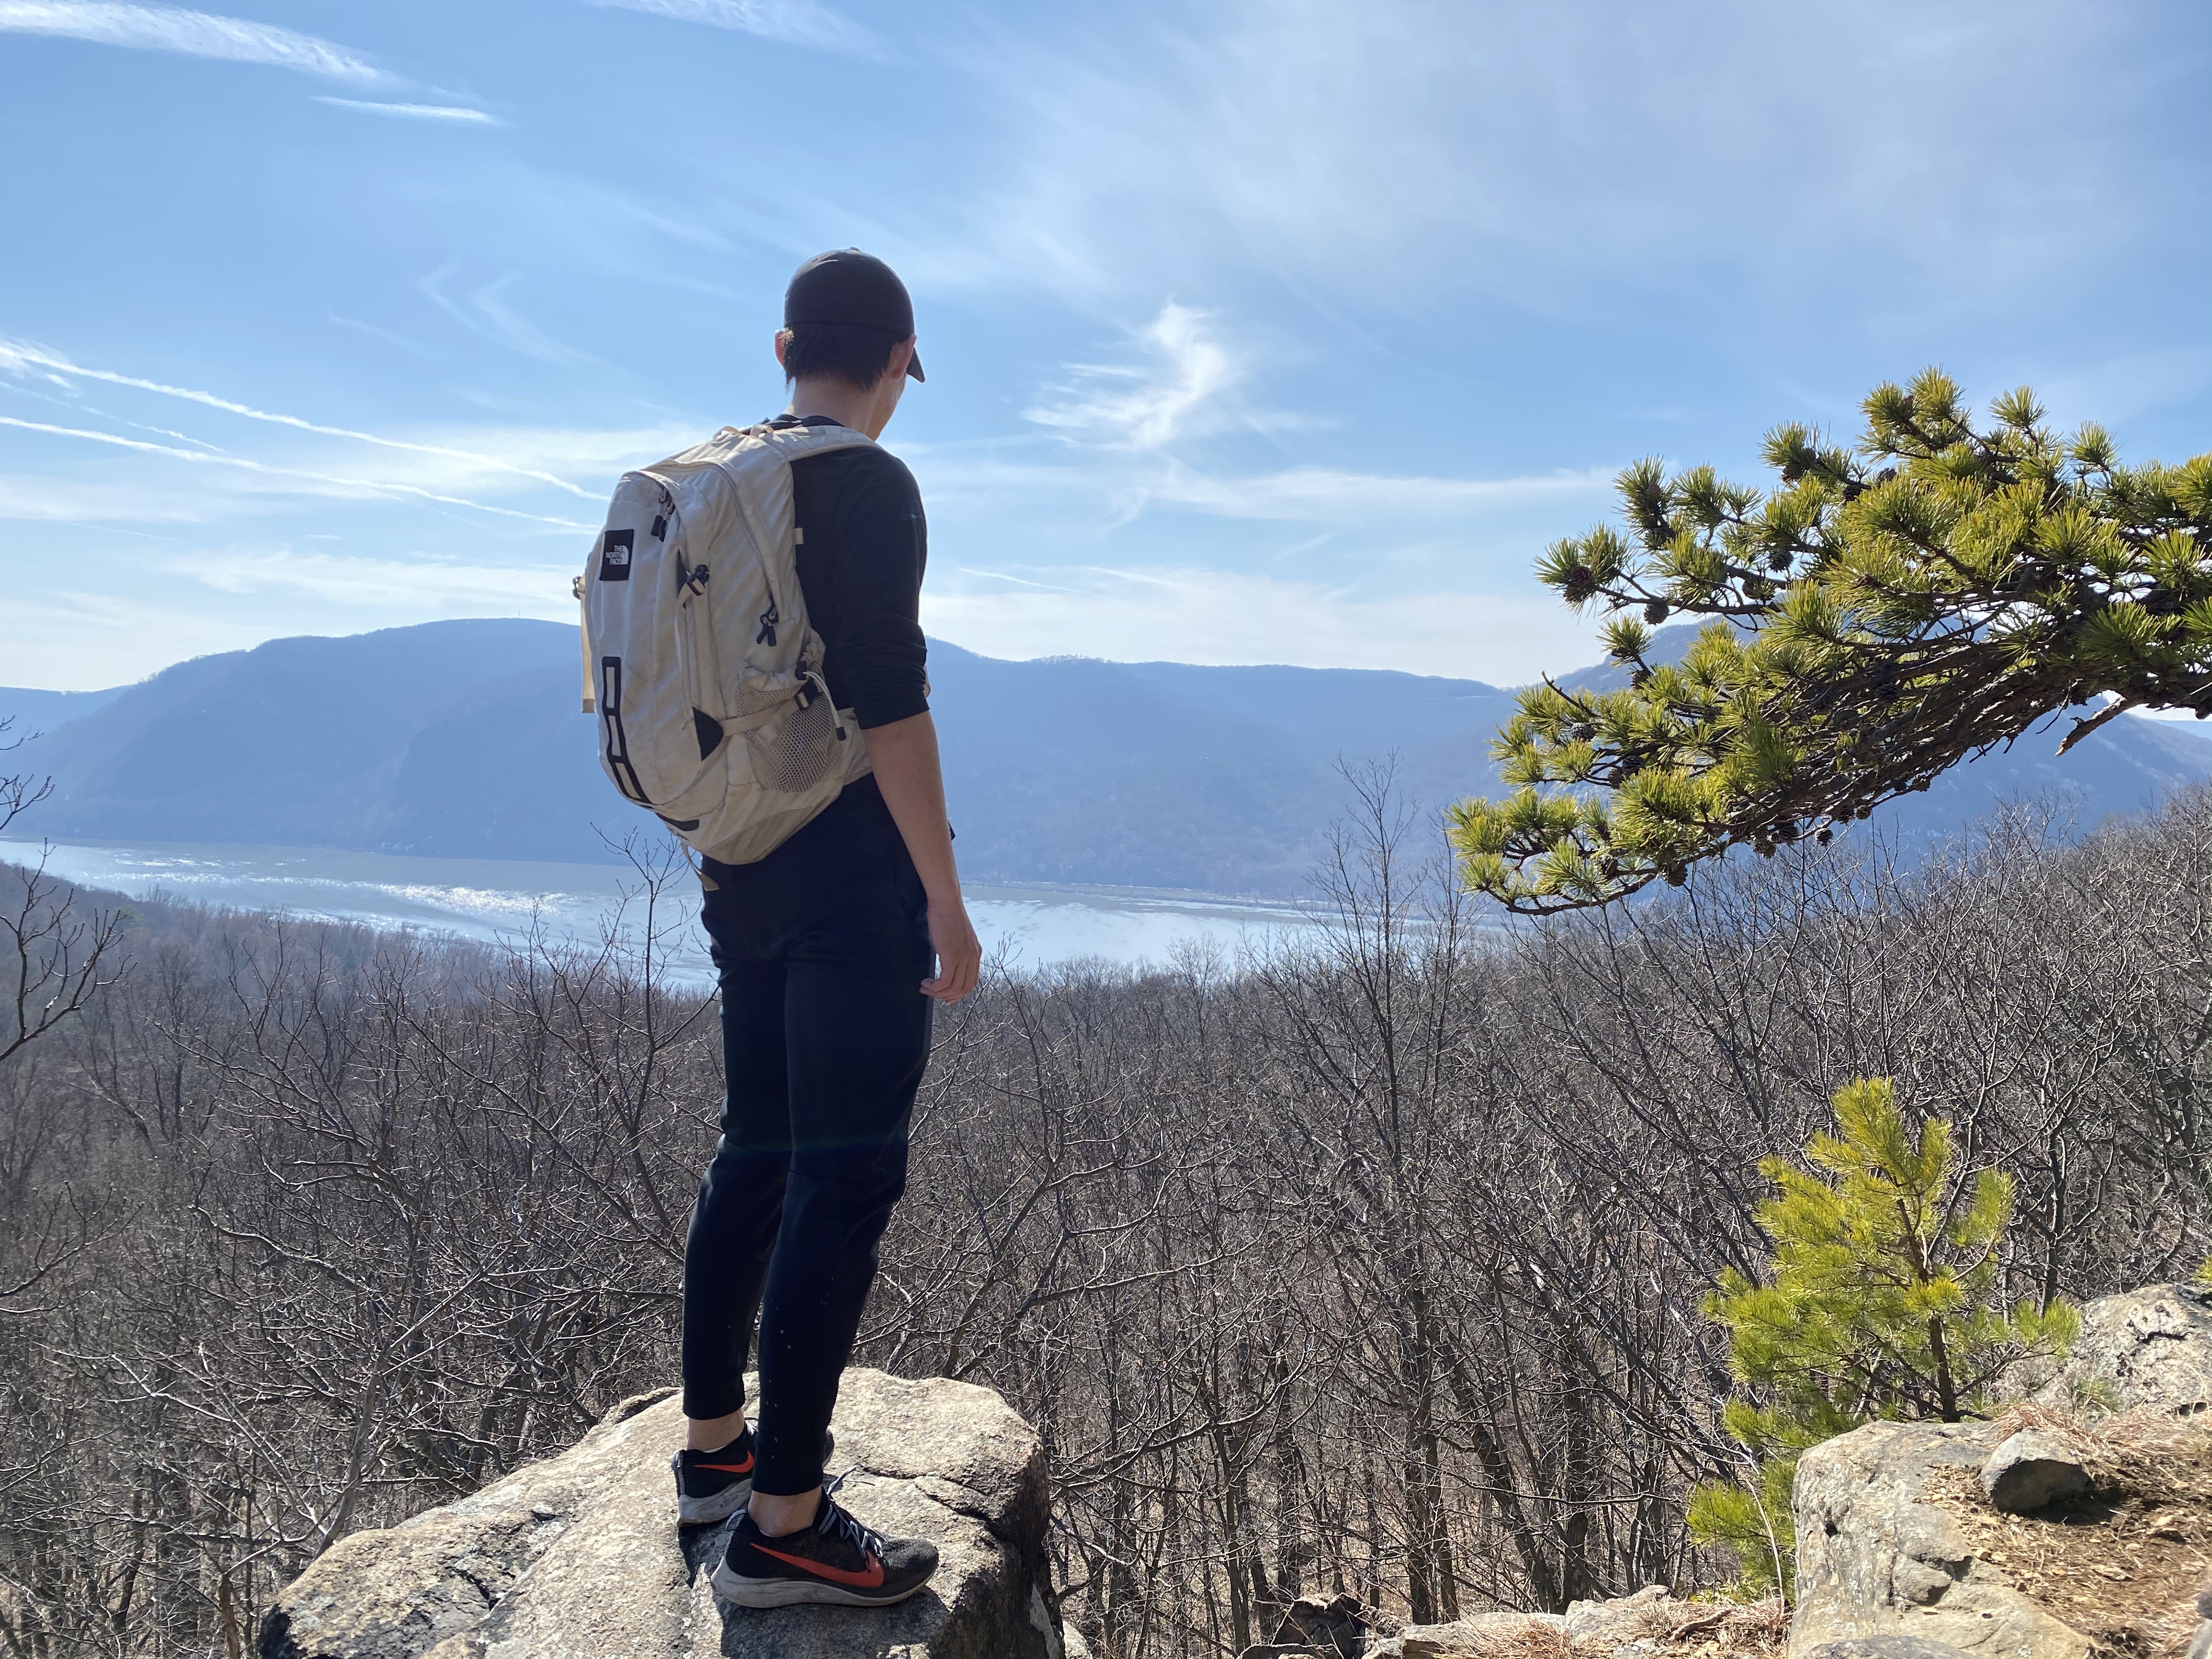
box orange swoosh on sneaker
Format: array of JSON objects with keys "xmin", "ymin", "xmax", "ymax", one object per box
[
  {"xmin": 752, "ymin": 1543, "xmax": 885, "ymax": 1589},
  {"xmin": 696, "ymin": 1454, "xmax": 753, "ymax": 1475}
]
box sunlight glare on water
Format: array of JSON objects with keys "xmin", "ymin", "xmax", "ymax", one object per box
[{"xmin": 1, "ymin": 837, "xmax": 1327, "ymax": 983}]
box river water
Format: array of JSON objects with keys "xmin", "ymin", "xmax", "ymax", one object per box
[{"xmin": 2, "ymin": 836, "xmax": 1328, "ymax": 982}]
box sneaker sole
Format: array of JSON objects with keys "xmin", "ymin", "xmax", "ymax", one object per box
[
  {"xmin": 709, "ymin": 1560, "xmax": 929, "ymax": 1609},
  {"xmin": 678, "ymin": 1481, "xmax": 752, "ymax": 1527}
]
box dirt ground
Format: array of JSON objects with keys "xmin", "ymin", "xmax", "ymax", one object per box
[{"xmin": 1923, "ymin": 1404, "xmax": 2212, "ymax": 1659}]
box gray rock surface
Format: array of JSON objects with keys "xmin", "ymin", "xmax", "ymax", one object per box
[
  {"xmin": 1564, "ymin": 1584, "xmax": 1671, "ymax": 1643},
  {"xmin": 2025, "ymin": 1282, "xmax": 2212, "ymax": 1414},
  {"xmin": 258, "ymin": 1368, "xmax": 1064, "ymax": 1659},
  {"xmin": 1977, "ymin": 1430, "xmax": 2090, "ymax": 1514},
  {"xmin": 1789, "ymin": 1419, "xmax": 2092, "ymax": 1659},
  {"xmin": 1364, "ymin": 1609, "xmax": 1566, "ymax": 1658},
  {"xmin": 1802, "ymin": 1638, "xmax": 1976, "ymax": 1659}
]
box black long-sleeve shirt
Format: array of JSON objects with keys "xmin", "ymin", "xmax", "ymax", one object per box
[{"xmin": 768, "ymin": 414, "xmax": 929, "ymax": 731}]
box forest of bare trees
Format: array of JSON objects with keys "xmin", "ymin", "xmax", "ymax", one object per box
[{"xmin": 3, "ymin": 769, "xmax": 2210, "ymax": 1658}]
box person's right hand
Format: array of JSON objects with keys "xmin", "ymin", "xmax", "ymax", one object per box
[{"xmin": 921, "ymin": 897, "xmax": 981, "ymax": 1002}]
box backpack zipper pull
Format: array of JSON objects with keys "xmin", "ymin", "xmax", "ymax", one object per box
[{"xmin": 802, "ymin": 670, "xmax": 847, "ymax": 742}]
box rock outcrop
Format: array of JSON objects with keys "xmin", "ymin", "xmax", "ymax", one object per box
[
  {"xmin": 1364, "ymin": 1590, "xmax": 1786, "ymax": 1659},
  {"xmin": 2027, "ymin": 1281, "xmax": 2212, "ymax": 1415},
  {"xmin": 1372, "ymin": 1611, "xmax": 1563, "ymax": 1659},
  {"xmin": 1235, "ymin": 1593, "xmax": 1374, "ymax": 1657},
  {"xmin": 1791, "ymin": 1309, "xmax": 2212, "ymax": 1659},
  {"xmin": 1788, "ymin": 1418, "xmax": 2089, "ymax": 1659},
  {"xmin": 1355, "ymin": 1610, "xmax": 1554, "ymax": 1659},
  {"xmin": 1799, "ymin": 1639, "xmax": 1975, "ymax": 1659},
  {"xmin": 259, "ymin": 1368, "xmax": 1065, "ymax": 1659}
]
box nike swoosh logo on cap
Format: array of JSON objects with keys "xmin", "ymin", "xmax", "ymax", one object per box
[{"xmin": 752, "ymin": 1543, "xmax": 885, "ymax": 1589}]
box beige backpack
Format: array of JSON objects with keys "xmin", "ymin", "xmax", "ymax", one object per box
[{"xmin": 574, "ymin": 422, "xmax": 876, "ymax": 866}]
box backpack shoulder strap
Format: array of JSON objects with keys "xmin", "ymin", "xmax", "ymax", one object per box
[
  {"xmin": 719, "ymin": 419, "xmax": 880, "ymax": 471},
  {"xmin": 697, "ymin": 421, "xmax": 881, "ymax": 587}
]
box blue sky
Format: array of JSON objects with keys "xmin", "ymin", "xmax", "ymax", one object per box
[{"xmin": 3, "ymin": 0, "xmax": 2210, "ymax": 691}]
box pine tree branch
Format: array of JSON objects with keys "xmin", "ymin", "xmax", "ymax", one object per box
[{"xmin": 2055, "ymin": 696, "xmax": 2140, "ymax": 755}]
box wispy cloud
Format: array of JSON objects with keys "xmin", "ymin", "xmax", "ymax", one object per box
[
  {"xmin": 419, "ymin": 268, "xmax": 601, "ymax": 368},
  {"xmin": 314, "ymin": 97, "xmax": 501, "ymax": 126},
  {"xmin": 0, "ymin": 337, "xmax": 597, "ymax": 497},
  {"xmin": 583, "ymin": 0, "xmax": 880, "ymax": 57},
  {"xmin": 0, "ymin": 1, "xmax": 388, "ymax": 82},
  {"xmin": 327, "ymin": 314, "xmax": 439, "ymax": 361},
  {"xmin": 1025, "ymin": 303, "xmax": 1240, "ymax": 450},
  {"xmin": 0, "ymin": 415, "xmax": 596, "ymax": 528},
  {"xmin": 1148, "ymin": 464, "xmax": 1613, "ymax": 521},
  {"xmin": 0, "ymin": 370, "xmax": 232, "ymax": 452},
  {"xmin": 933, "ymin": 0, "xmax": 2166, "ymax": 325},
  {"xmin": 915, "ymin": 437, "xmax": 1610, "ymax": 528},
  {"xmin": 179, "ymin": 547, "xmax": 575, "ymax": 612},
  {"xmin": 0, "ymin": 472, "xmax": 208, "ymax": 524},
  {"xmin": 923, "ymin": 565, "xmax": 1596, "ymax": 683}
]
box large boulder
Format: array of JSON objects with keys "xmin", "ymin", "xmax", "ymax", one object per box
[
  {"xmin": 1238, "ymin": 1593, "xmax": 1372, "ymax": 1657},
  {"xmin": 2028, "ymin": 1282, "xmax": 2212, "ymax": 1415},
  {"xmin": 1788, "ymin": 1420, "xmax": 2091, "ymax": 1659},
  {"xmin": 258, "ymin": 1368, "xmax": 1066, "ymax": 1659}
]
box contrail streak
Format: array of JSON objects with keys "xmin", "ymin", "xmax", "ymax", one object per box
[
  {"xmin": 0, "ymin": 416, "xmax": 596, "ymax": 529},
  {"xmin": 0, "ymin": 338, "xmax": 599, "ymax": 498}
]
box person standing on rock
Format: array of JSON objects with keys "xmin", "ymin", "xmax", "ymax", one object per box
[{"xmin": 669, "ymin": 250, "xmax": 980, "ymax": 1610}]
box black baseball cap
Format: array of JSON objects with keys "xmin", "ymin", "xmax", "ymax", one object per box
[{"xmin": 783, "ymin": 249, "xmax": 924, "ymax": 382}]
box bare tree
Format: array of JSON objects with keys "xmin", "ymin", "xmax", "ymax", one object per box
[
  {"xmin": 1, "ymin": 718, "xmax": 124, "ymax": 1065},
  {"xmin": 7, "ymin": 781, "xmax": 2212, "ymax": 1654}
]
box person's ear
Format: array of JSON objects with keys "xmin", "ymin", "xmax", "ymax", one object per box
[
  {"xmin": 773, "ymin": 329, "xmax": 792, "ymax": 369},
  {"xmin": 886, "ymin": 337, "xmax": 913, "ymax": 382}
]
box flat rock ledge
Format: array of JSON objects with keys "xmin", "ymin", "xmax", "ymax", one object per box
[
  {"xmin": 1363, "ymin": 1586, "xmax": 1788, "ymax": 1659},
  {"xmin": 258, "ymin": 1368, "xmax": 1067, "ymax": 1659},
  {"xmin": 1788, "ymin": 1419, "xmax": 2086, "ymax": 1659}
]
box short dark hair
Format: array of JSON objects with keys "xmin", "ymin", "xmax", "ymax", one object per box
[{"xmin": 778, "ymin": 323, "xmax": 899, "ymax": 391}]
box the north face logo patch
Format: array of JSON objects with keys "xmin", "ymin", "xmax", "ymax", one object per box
[{"xmin": 599, "ymin": 528, "xmax": 635, "ymax": 582}]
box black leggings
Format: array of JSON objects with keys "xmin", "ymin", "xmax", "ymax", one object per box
[{"xmin": 681, "ymin": 776, "xmax": 934, "ymax": 1496}]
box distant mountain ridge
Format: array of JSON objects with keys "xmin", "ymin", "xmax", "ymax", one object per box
[
  {"xmin": 0, "ymin": 684, "xmax": 128, "ymax": 740},
  {"xmin": 5, "ymin": 619, "xmax": 2209, "ymax": 897}
]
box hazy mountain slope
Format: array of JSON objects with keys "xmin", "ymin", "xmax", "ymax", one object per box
[
  {"xmin": 34, "ymin": 622, "xmax": 586, "ymax": 850},
  {"xmin": 926, "ymin": 645, "xmax": 1517, "ymax": 891},
  {"xmin": 0, "ymin": 685, "xmax": 129, "ymax": 742},
  {"xmin": 19, "ymin": 618, "xmax": 2212, "ymax": 895}
]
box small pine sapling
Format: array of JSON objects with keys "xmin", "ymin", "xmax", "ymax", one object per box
[{"xmin": 1689, "ymin": 1078, "xmax": 2079, "ymax": 1596}]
